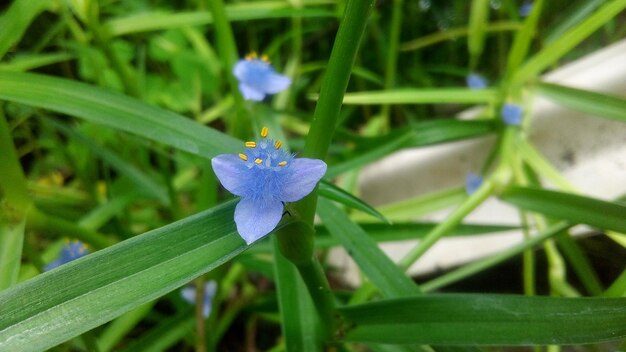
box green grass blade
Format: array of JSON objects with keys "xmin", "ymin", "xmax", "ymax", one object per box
[
  {"xmin": 513, "ymin": 0, "xmax": 626, "ymax": 84},
  {"xmin": 97, "ymin": 302, "xmax": 155, "ymax": 352},
  {"xmin": 467, "ymin": 0, "xmax": 489, "ymax": 69},
  {"xmin": 505, "ymin": 0, "xmax": 543, "ymax": 75},
  {"xmin": 536, "ymin": 82, "xmax": 626, "ymax": 123},
  {"xmin": 545, "ymin": 0, "xmax": 606, "ymax": 44},
  {"xmin": 500, "ymin": 186, "xmax": 626, "ymax": 233},
  {"xmin": 49, "ymin": 120, "xmax": 169, "ymax": 204},
  {"xmin": 328, "ymin": 120, "xmax": 494, "ymax": 178},
  {"xmin": 272, "ymin": 237, "xmax": 322, "ymax": 351},
  {"xmin": 319, "ymin": 180, "xmax": 388, "ymax": 223},
  {"xmin": 0, "ymin": 71, "xmax": 241, "ymax": 158},
  {"xmin": 0, "ymin": 0, "xmax": 48, "ymax": 59},
  {"xmin": 317, "ymin": 198, "xmax": 421, "ymax": 297},
  {"xmin": 0, "ymin": 201, "xmax": 246, "ymax": 352},
  {"xmin": 338, "ymin": 294, "xmax": 626, "ymax": 344},
  {"xmin": 0, "ymin": 218, "xmax": 25, "ymax": 290},
  {"xmin": 105, "ymin": 6, "xmax": 335, "ymax": 37},
  {"xmin": 342, "ymin": 89, "xmax": 498, "ymax": 105},
  {"xmin": 0, "ymin": 52, "xmax": 74, "ymax": 72}
]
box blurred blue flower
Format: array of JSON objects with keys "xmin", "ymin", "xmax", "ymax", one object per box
[
  {"xmin": 233, "ymin": 52, "xmax": 291, "ymax": 101},
  {"xmin": 45, "ymin": 240, "xmax": 89, "ymax": 271},
  {"xmin": 465, "ymin": 172, "xmax": 483, "ymax": 195},
  {"xmin": 212, "ymin": 127, "xmax": 327, "ymax": 244},
  {"xmin": 519, "ymin": 2, "xmax": 533, "ymax": 17},
  {"xmin": 181, "ymin": 281, "xmax": 218, "ymax": 318},
  {"xmin": 501, "ymin": 103, "xmax": 524, "ymax": 126},
  {"xmin": 466, "ymin": 73, "xmax": 488, "ymax": 89}
]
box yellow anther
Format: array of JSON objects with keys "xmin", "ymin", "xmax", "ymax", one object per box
[
  {"xmin": 274, "ymin": 140, "xmax": 282, "ymax": 149},
  {"xmin": 278, "ymin": 161, "xmax": 287, "ymax": 166},
  {"xmin": 261, "ymin": 54, "xmax": 270, "ymax": 63},
  {"xmin": 255, "ymin": 158, "xmax": 263, "ymax": 164},
  {"xmin": 239, "ymin": 153, "xmax": 248, "ymax": 161},
  {"xmin": 261, "ymin": 127, "xmax": 268, "ymax": 138},
  {"xmin": 245, "ymin": 141, "xmax": 256, "ymax": 148}
]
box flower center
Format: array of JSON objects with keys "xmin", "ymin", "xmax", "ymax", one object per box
[{"xmin": 238, "ymin": 127, "xmax": 292, "ymax": 171}]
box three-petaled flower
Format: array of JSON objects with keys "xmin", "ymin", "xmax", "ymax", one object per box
[
  {"xmin": 233, "ymin": 52, "xmax": 291, "ymax": 101},
  {"xmin": 501, "ymin": 103, "xmax": 524, "ymax": 126},
  {"xmin": 212, "ymin": 127, "xmax": 327, "ymax": 244},
  {"xmin": 181, "ymin": 281, "xmax": 218, "ymax": 318},
  {"xmin": 45, "ymin": 240, "xmax": 89, "ymax": 271}
]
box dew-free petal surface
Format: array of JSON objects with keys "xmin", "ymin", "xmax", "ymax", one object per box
[
  {"xmin": 211, "ymin": 154, "xmax": 252, "ymax": 197},
  {"xmin": 234, "ymin": 198, "xmax": 284, "ymax": 244},
  {"xmin": 280, "ymin": 158, "xmax": 327, "ymax": 202}
]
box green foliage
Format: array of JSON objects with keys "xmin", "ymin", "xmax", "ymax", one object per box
[{"xmin": 0, "ymin": 0, "xmax": 625, "ymax": 350}]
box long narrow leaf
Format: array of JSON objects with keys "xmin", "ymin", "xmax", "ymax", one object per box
[
  {"xmin": 342, "ymin": 89, "xmax": 497, "ymax": 105},
  {"xmin": 338, "ymin": 294, "xmax": 626, "ymax": 344},
  {"xmin": 317, "ymin": 198, "xmax": 421, "ymax": 297},
  {"xmin": 0, "ymin": 72, "xmax": 241, "ymax": 159},
  {"xmin": 536, "ymin": 82, "xmax": 626, "ymax": 123},
  {"xmin": 0, "ymin": 201, "xmax": 246, "ymax": 352},
  {"xmin": 500, "ymin": 186, "xmax": 626, "ymax": 233}
]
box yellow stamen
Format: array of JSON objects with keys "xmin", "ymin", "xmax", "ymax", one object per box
[
  {"xmin": 274, "ymin": 140, "xmax": 282, "ymax": 149},
  {"xmin": 278, "ymin": 161, "xmax": 287, "ymax": 166},
  {"xmin": 261, "ymin": 54, "xmax": 270, "ymax": 63},
  {"xmin": 245, "ymin": 141, "xmax": 256, "ymax": 148},
  {"xmin": 239, "ymin": 153, "xmax": 248, "ymax": 161},
  {"xmin": 255, "ymin": 158, "xmax": 263, "ymax": 164},
  {"xmin": 261, "ymin": 127, "xmax": 268, "ymax": 138}
]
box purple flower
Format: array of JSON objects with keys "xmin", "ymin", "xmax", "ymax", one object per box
[
  {"xmin": 501, "ymin": 103, "xmax": 524, "ymax": 126},
  {"xmin": 44, "ymin": 240, "xmax": 89, "ymax": 271},
  {"xmin": 466, "ymin": 73, "xmax": 488, "ymax": 90},
  {"xmin": 211, "ymin": 127, "xmax": 327, "ymax": 244},
  {"xmin": 465, "ymin": 172, "xmax": 483, "ymax": 195},
  {"xmin": 181, "ymin": 281, "xmax": 217, "ymax": 318},
  {"xmin": 519, "ymin": 2, "xmax": 533, "ymax": 17},
  {"xmin": 233, "ymin": 52, "xmax": 291, "ymax": 101}
]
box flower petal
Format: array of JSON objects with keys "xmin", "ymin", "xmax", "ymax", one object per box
[
  {"xmin": 44, "ymin": 259, "xmax": 63, "ymax": 272},
  {"xmin": 211, "ymin": 154, "xmax": 251, "ymax": 197},
  {"xmin": 180, "ymin": 286, "xmax": 196, "ymax": 304},
  {"xmin": 234, "ymin": 198, "xmax": 284, "ymax": 244},
  {"xmin": 280, "ymin": 158, "xmax": 327, "ymax": 202},
  {"xmin": 233, "ymin": 60, "xmax": 248, "ymax": 81},
  {"xmin": 262, "ymin": 73, "xmax": 291, "ymax": 94},
  {"xmin": 239, "ymin": 82, "xmax": 266, "ymax": 101}
]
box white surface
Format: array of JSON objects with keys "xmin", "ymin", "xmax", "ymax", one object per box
[{"xmin": 330, "ymin": 39, "xmax": 626, "ymax": 283}]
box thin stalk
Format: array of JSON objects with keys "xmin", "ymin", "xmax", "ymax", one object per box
[
  {"xmin": 284, "ymin": 0, "xmax": 376, "ymax": 341},
  {"xmin": 398, "ymin": 178, "xmax": 496, "ymax": 270},
  {"xmin": 195, "ymin": 277, "xmax": 206, "ymax": 352},
  {"xmin": 422, "ymin": 221, "xmax": 572, "ymax": 292},
  {"xmin": 380, "ymin": 0, "xmax": 404, "ymax": 130}
]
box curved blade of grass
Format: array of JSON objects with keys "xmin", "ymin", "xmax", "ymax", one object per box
[
  {"xmin": 0, "ymin": 0, "xmax": 49, "ymax": 59},
  {"xmin": 505, "ymin": 0, "xmax": 543, "ymax": 75},
  {"xmin": 342, "ymin": 89, "xmax": 497, "ymax": 105},
  {"xmin": 317, "ymin": 198, "xmax": 421, "ymax": 297},
  {"xmin": 536, "ymin": 82, "xmax": 626, "ymax": 123},
  {"xmin": 0, "ymin": 52, "xmax": 74, "ymax": 72},
  {"xmin": 0, "ymin": 201, "xmax": 247, "ymax": 352},
  {"xmin": 338, "ymin": 294, "xmax": 626, "ymax": 344},
  {"xmin": 328, "ymin": 120, "xmax": 494, "ymax": 178},
  {"xmin": 48, "ymin": 120, "xmax": 169, "ymax": 204},
  {"xmin": 512, "ymin": 0, "xmax": 626, "ymax": 84},
  {"xmin": 0, "ymin": 218, "xmax": 25, "ymax": 290},
  {"xmin": 319, "ymin": 180, "xmax": 388, "ymax": 223},
  {"xmin": 105, "ymin": 6, "xmax": 335, "ymax": 37},
  {"xmin": 545, "ymin": 0, "xmax": 606, "ymax": 44},
  {"xmin": 467, "ymin": 0, "xmax": 489, "ymax": 69},
  {"xmin": 500, "ymin": 186, "xmax": 626, "ymax": 233},
  {"xmin": 0, "ymin": 71, "xmax": 241, "ymax": 159}
]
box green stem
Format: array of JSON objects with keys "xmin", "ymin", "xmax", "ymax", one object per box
[
  {"xmin": 295, "ymin": 258, "xmax": 336, "ymax": 340},
  {"xmin": 398, "ymin": 178, "xmax": 496, "ymax": 270},
  {"xmin": 380, "ymin": 0, "xmax": 403, "ymax": 129},
  {"xmin": 195, "ymin": 277, "xmax": 207, "ymax": 352}
]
